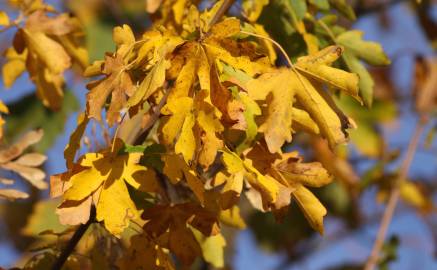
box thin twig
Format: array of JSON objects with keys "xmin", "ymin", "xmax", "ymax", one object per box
[
  {"xmin": 0, "ymin": 12, "xmax": 24, "ymax": 33},
  {"xmin": 208, "ymin": 0, "xmax": 236, "ymax": 28},
  {"xmin": 51, "ymin": 207, "xmax": 96, "ymax": 270},
  {"xmin": 364, "ymin": 115, "xmax": 428, "ymax": 270}
]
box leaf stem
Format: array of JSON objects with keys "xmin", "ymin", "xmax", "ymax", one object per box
[
  {"xmin": 51, "ymin": 207, "xmax": 96, "ymax": 270},
  {"xmin": 364, "ymin": 115, "xmax": 428, "ymax": 270}
]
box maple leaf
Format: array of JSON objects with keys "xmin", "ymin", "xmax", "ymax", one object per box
[
  {"xmin": 162, "ymin": 153, "xmax": 205, "ymax": 204},
  {"xmin": 118, "ymin": 234, "xmax": 175, "ymax": 270},
  {"xmin": 85, "ymin": 25, "xmax": 182, "ymax": 125},
  {"xmin": 63, "ymin": 112, "xmax": 89, "ymax": 169},
  {"xmin": 337, "ymin": 31, "xmax": 391, "ymax": 106},
  {"xmin": 245, "ymin": 142, "xmax": 332, "ymax": 233},
  {"xmin": 56, "ymin": 139, "xmax": 159, "ymax": 236},
  {"xmin": 192, "ymin": 229, "xmax": 227, "ymax": 268},
  {"xmin": 244, "ymin": 68, "xmax": 295, "ymax": 153},
  {"xmin": 237, "ymin": 47, "xmax": 355, "ymax": 151},
  {"xmin": 1, "ymin": 8, "xmax": 88, "ymax": 110},
  {"xmin": 142, "ymin": 203, "xmax": 220, "ymax": 265},
  {"xmin": 217, "ymin": 149, "xmax": 288, "ymax": 211},
  {"xmin": 0, "ymin": 129, "xmax": 47, "ymax": 190},
  {"xmin": 272, "ymin": 151, "xmax": 332, "ymax": 234},
  {"xmin": 242, "ymin": 0, "xmax": 270, "ymax": 22},
  {"xmin": 295, "ymin": 46, "xmax": 360, "ymax": 102}
]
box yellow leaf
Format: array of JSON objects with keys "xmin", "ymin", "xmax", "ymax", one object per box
[
  {"xmin": 204, "ymin": 43, "xmax": 270, "ymax": 77},
  {"xmin": 113, "ymin": 24, "xmax": 135, "ymax": 47},
  {"xmin": 2, "ymin": 48, "xmax": 26, "ymax": 88},
  {"xmin": 62, "ymin": 148, "xmax": 151, "ymax": 235},
  {"xmin": 56, "ymin": 35, "xmax": 89, "ymax": 70},
  {"xmin": 172, "ymin": 0, "xmax": 189, "ymax": 24},
  {"xmin": 0, "ymin": 129, "xmax": 43, "ymax": 163},
  {"xmin": 292, "ymin": 184, "xmax": 327, "ymax": 234},
  {"xmin": 293, "ymin": 71, "xmax": 350, "ymax": 148},
  {"xmin": 185, "ymin": 169, "xmax": 206, "ymax": 204},
  {"xmin": 215, "ymin": 170, "xmax": 244, "ymax": 209},
  {"xmin": 167, "ymin": 52, "xmax": 197, "ymax": 102},
  {"xmin": 63, "ymin": 153, "xmax": 105, "ymax": 201},
  {"xmin": 242, "ymin": 0, "xmax": 269, "ymax": 22},
  {"xmin": 296, "ymin": 46, "xmax": 360, "ymax": 101},
  {"xmin": 219, "ymin": 206, "xmax": 246, "ymax": 229},
  {"xmin": 64, "ymin": 112, "xmax": 89, "ymax": 169},
  {"xmin": 128, "ymin": 59, "xmax": 169, "ymax": 107},
  {"xmin": 86, "ymin": 54, "xmax": 135, "ymax": 123},
  {"xmin": 291, "ymin": 107, "xmax": 320, "ymax": 135},
  {"xmin": 349, "ymin": 122, "xmax": 382, "ymax": 158},
  {"xmin": 400, "ymin": 181, "xmax": 428, "ymax": 210},
  {"xmin": 161, "ymin": 97, "xmax": 193, "ymax": 145},
  {"xmin": 175, "ymin": 111, "xmax": 196, "ymax": 163},
  {"xmin": 275, "ymin": 153, "xmax": 332, "ymax": 187},
  {"xmin": 208, "ymin": 17, "xmax": 241, "ymax": 39},
  {"xmin": 197, "ymin": 46, "xmax": 211, "ymax": 92},
  {"xmin": 253, "ymin": 24, "xmax": 277, "ymax": 64},
  {"xmin": 221, "ymin": 151, "xmax": 245, "ymax": 173},
  {"xmin": 196, "ymin": 98, "xmax": 224, "ymax": 168},
  {"xmin": 193, "ymin": 229, "xmax": 226, "ymax": 268},
  {"xmin": 0, "ymin": 100, "xmax": 8, "ymax": 114},
  {"xmin": 0, "ymin": 11, "xmax": 9, "ymax": 26},
  {"xmin": 163, "ymin": 154, "xmax": 205, "ymax": 204},
  {"xmin": 303, "ymin": 33, "xmax": 319, "ymax": 55},
  {"xmin": 30, "ymin": 63, "xmax": 64, "ymax": 110},
  {"xmin": 96, "ymin": 175, "xmax": 139, "ymax": 236},
  {"xmin": 244, "ymin": 158, "xmax": 279, "ymax": 205},
  {"xmin": 22, "ymin": 29, "xmax": 71, "ymax": 74},
  {"xmin": 259, "ymin": 70, "xmax": 295, "ymax": 152}
]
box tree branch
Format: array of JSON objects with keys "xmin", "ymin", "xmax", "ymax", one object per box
[
  {"xmin": 51, "ymin": 207, "xmax": 96, "ymax": 270},
  {"xmin": 364, "ymin": 115, "xmax": 428, "ymax": 270}
]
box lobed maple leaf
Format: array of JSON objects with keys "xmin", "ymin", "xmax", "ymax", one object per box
[
  {"xmin": 141, "ymin": 203, "xmax": 220, "ymax": 265},
  {"xmin": 54, "ymin": 139, "xmax": 160, "ymax": 236},
  {"xmin": 1, "ymin": 1, "xmax": 88, "ymax": 110}
]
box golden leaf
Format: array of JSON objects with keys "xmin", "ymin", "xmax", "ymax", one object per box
[{"xmin": 60, "ymin": 144, "xmax": 157, "ymax": 236}]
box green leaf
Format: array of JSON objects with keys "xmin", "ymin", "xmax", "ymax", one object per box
[
  {"xmin": 308, "ymin": 0, "xmax": 330, "ymax": 10},
  {"xmin": 22, "ymin": 199, "xmax": 68, "ymax": 236},
  {"xmin": 336, "ymin": 30, "xmax": 391, "ymax": 66},
  {"xmin": 121, "ymin": 143, "xmax": 165, "ymax": 172},
  {"xmin": 140, "ymin": 144, "xmax": 166, "ymax": 172},
  {"xmin": 341, "ymin": 51, "xmax": 374, "ymax": 107},
  {"xmin": 289, "ymin": 0, "xmax": 307, "ymax": 21},
  {"xmin": 329, "ymin": 0, "xmax": 356, "ymax": 20},
  {"xmin": 86, "ymin": 21, "xmax": 116, "ymax": 62}
]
